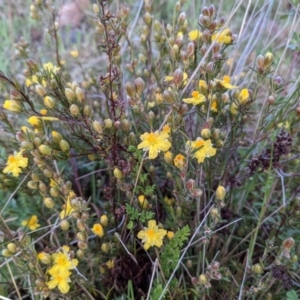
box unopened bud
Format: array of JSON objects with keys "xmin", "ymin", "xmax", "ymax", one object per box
[
  {"xmin": 264, "ymin": 52, "xmax": 273, "ymax": 68},
  {"xmin": 44, "ymin": 197, "xmax": 54, "ymax": 208},
  {"xmin": 35, "ymin": 85, "xmax": 47, "ymax": 97},
  {"xmin": 199, "ymin": 274, "xmax": 208, "ymax": 285},
  {"xmin": 252, "ymin": 263, "xmax": 263, "ymax": 274},
  {"xmin": 20, "ymin": 141, "xmax": 34, "ymax": 150},
  {"xmin": 144, "ymin": 12, "xmax": 152, "ymax": 26},
  {"xmin": 7, "ymin": 243, "xmax": 17, "ymax": 253},
  {"xmin": 256, "ymin": 55, "xmax": 265, "ymax": 69},
  {"xmin": 38, "ymin": 145, "xmax": 52, "ymax": 156},
  {"xmin": 93, "ymin": 3, "xmax": 99, "ymax": 14},
  {"xmin": 83, "ymin": 105, "xmax": 91, "ymax": 117},
  {"xmin": 100, "ymin": 215, "xmax": 109, "ymax": 226},
  {"xmin": 27, "ymin": 180, "xmax": 38, "ymax": 189},
  {"xmin": 201, "ymin": 128, "xmax": 211, "ymax": 139},
  {"xmin": 113, "ymin": 168, "xmax": 123, "ymax": 179},
  {"xmin": 65, "ymin": 88, "xmax": 76, "ymax": 103},
  {"xmin": 134, "ymin": 77, "xmax": 145, "ymax": 94},
  {"xmin": 75, "ymin": 87, "xmax": 85, "ymax": 102},
  {"xmin": 60, "ymin": 220, "xmax": 70, "ymax": 231},
  {"xmin": 43, "ymin": 169, "xmax": 53, "ymax": 178},
  {"xmin": 216, "ymin": 185, "xmax": 226, "ymax": 200},
  {"xmin": 59, "ymin": 140, "xmax": 70, "ymax": 152},
  {"xmin": 52, "ymin": 131, "xmax": 63, "ymax": 142},
  {"xmin": 283, "ymin": 237, "xmax": 295, "ymax": 250},
  {"xmin": 44, "ymin": 96, "xmax": 55, "ymax": 109},
  {"xmin": 163, "ymin": 90, "xmax": 176, "ymax": 104},
  {"xmin": 70, "ymin": 104, "xmax": 80, "ymax": 117},
  {"xmin": 173, "ymin": 68, "xmax": 183, "ymax": 86},
  {"xmin": 104, "ymin": 118, "xmax": 113, "ymax": 128}
]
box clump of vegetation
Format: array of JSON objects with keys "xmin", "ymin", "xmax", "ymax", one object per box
[{"xmin": 0, "ymin": 0, "xmax": 300, "ymax": 299}]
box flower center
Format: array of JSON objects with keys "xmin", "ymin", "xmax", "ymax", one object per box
[
  {"xmin": 195, "ymin": 140, "xmax": 205, "ymax": 149},
  {"xmin": 147, "ymin": 229, "xmax": 155, "ymax": 237},
  {"xmin": 147, "ymin": 133, "xmax": 158, "ymax": 145}
]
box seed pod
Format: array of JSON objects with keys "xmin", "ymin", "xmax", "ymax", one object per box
[{"xmin": 44, "ymin": 197, "xmax": 54, "ymax": 208}]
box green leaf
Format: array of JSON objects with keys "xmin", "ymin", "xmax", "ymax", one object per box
[{"xmin": 286, "ymin": 290, "xmax": 299, "ymax": 300}]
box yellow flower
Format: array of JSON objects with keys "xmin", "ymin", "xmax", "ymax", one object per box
[
  {"xmin": 106, "ymin": 259, "xmax": 114, "ymax": 269},
  {"xmin": 164, "ymin": 151, "xmax": 173, "ymax": 164},
  {"xmin": 238, "ymin": 88, "xmax": 249, "ymax": 104},
  {"xmin": 188, "ymin": 29, "xmax": 202, "ymax": 41},
  {"xmin": 47, "ymin": 268, "xmax": 72, "ymax": 294},
  {"xmin": 28, "ymin": 116, "xmax": 59, "ymax": 127},
  {"xmin": 212, "ymin": 28, "xmax": 232, "ymax": 44},
  {"xmin": 138, "ymin": 195, "xmax": 149, "ymax": 209},
  {"xmin": 211, "ymin": 100, "xmax": 218, "ymax": 112},
  {"xmin": 3, "ymin": 151, "xmax": 28, "ymax": 177},
  {"xmin": 230, "ymin": 89, "xmax": 250, "ymax": 115},
  {"xmin": 174, "ymin": 154, "xmax": 186, "ymax": 169},
  {"xmin": 40, "ymin": 109, "xmax": 47, "ymax": 115},
  {"xmin": 137, "ymin": 220, "xmax": 167, "ymax": 250},
  {"xmin": 164, "ymin": 196, "xmax": 175, "ymax": 206},
  {"xmin": 187, "ymin": 138, "xmax": 216, "ymax": 163},
  {"xmin": 92, "ymin": 223, "xmax": 104, "ymax": 237},
  {"xmin": 70, "ymin": 49, "xmax": 79, "ymax": 58},
  {"xmin": 137, "ymin": 131, "xmax": 171, "ymax": 159},
  {"xmin": 3, "ymin": 100, "xmax": 22, "ymax": 112},
  {"xmin": 21, "ymin": 215, "xmax": 40, "ymax": 230},
  {"xmin": 216, "ymin": 185, "xmax": 226, "ymax": 200},
  {"xmin": 167, "ymin": 231, "xmax": 175, "ymax": 239},
  {"xmin": 43, "ymin": 62, "xmax": 60, "ymax": 73},
  {"xmin": 162, "ymin": 124, "xmax": 171, "ymax": 135},
  {"xmin": 60, "ymin": 199, "xmax": 74, "ymax": 219},
  {"xmin": 183, "ymin": 91, "xmax": 205, "ymax": 106},
  {"xmin": 214, "ymin": 76, "xmax": 238, "ymax": 89},
  {"xmin": 49, "ymin": 246, "xmax": 78, "ymax": 272},
  {"xmin": 199, "ymin": 80, "xmax": 208, "ymax": 95}
]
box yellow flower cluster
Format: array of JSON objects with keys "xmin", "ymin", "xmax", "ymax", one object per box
[
  {"xmin": 21, "ymin": 215, "xmax": 40, "ymax": 230},
  {"xmin": 38, "ymin": 246, "xmax": 78, "ymax": 294}
]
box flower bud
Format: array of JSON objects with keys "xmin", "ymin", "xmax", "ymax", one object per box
[
  {"xmin": 20, "ymin": 141, "xmax": 34, "ymax": 150},
  {"xmin": 167, "ymin": 231, "xmax": 174, "ymax": 239},
  {"xmin": 39, "ymin": 181, "xmax": 47, "ymax": 192},
  {"xmin": 176, "ymin": 206, "xmax": 182, "ymax": 217},
  {"xmin": 35, "ymin": 85, "xmax": 47, "ymax": 97},
  {"xmin": 256, "ymin": 55, "xmax": 265, "ymax": 69},
  {"xmin": 70, "ymin": 104, "xmax": 79, "ymax": 117},
  {"xmin": 65, "ymin": 88, "xmax": 76, "ymax": 103},
  {"xmin": 93, "ymin": 3, "xmax": 99, "ymax": 14},
  {"xmin": 201, "ymin": 128, "xmax": 211, "ymax": 139},
  {"xmin": 38, "ymin": 252, "xmax": 51, "ymax": 264},
  {"xmin": 164, "ymin": 151, "xmax": 173, "ymax": 164},
  {"xmin": 216, "ymin": 185, "xmax": 226, "ymax": 200},
  {"xmin": 138, "ymin": 195, "xmax": 149, "ymax": 209},
  {"xmin": 126, "ymin": 82, "xmax": 136, "ymax": 98},
  {"xmin": 76, "ymin": 249, "xmax": 85, "ymax": 259},
  {"xmin": 44, "ymin": 96, "xmax": 55, "ymax": 109},
  {"xmin": 100, "ymin": 215, "xmax": 109, "ymax": 226},
  {"xmin": 76, "ymin": 232, "xmax": 87, "ymax": 242},
  {"xmin": 113, "ymin": 168, "xmax": 123, "ymax": 179},
  {"xmin": 50, "ymin": 187, "xmax": 59, "ymax": 197},
  {"xmin": 163, "ymin": 90, "xmax": 176, "ymax": 104},
  {"xmin": 78, "ymin": 241, "xmax": 88, "ymax": 250},
  {"xmin": 75, "ymin": 87, "xmax": 85, "ymax": 102},
  {"xmin": 187, "ymin": 42, "xmax": 195, "ymax": 57},
  {"xmin": 134, "ymin": 77, "xmax": 145, "ymax": 94},
  {"xmin": 38, "ymin": 145, "xmax": 52, "ymax": 156},
  {"xmin": 27, "ymin": 180, "xmax": 38, "ymax": 189},
  {"xmin": 2, "ymin": 249, "xmax": 12, "ymax": 257},
  {"xmin": 283, "ymin": 237, "xmax": 295, "ymax": 250},
  {"xmin": 104, "ymin": 118, "xmax": 113, "ymax": 128},
  {"xmin": 7, "ymin": 243, "xmax": 17, "ymax": 253},
  {"xmin": 59, "ymin": 140, "xmax": 70, "ymax": 152},
  {"xmin": 173, "ymin": 68, "xmax": 184, "ymax": 86},
  {"xmin": 83, "ymin": 105, "xmax": 91, "ymax": 117},
  {"xmin": 199, "ymin": 274, "xmax": 208, "ymax": 285},
  {"xmin": 60, "ymin": 220, "xmax": 70, "ymax": 231},
  {"xmin": 186, "ymin": 179, "xmax": 195, "ymax": 190},
  {"xmin": 101, "ymin": 243, "xmax": 109, "ymax": 253},
  {"xmin": 43, "ymin": 169, "xmax": 53, "ymax": 178},
  {"xmin": 144, "ymin": 12, "xmax": 152, "ymax": 26},
  {"xmin": 52, "ymin": 131, "xmax": 63, "ymax": 142},
  {"xmin": 252, "ymin": 263, "xmax": 263, "ymax": 274},
  {"xmin": 44, "ymin": 197, "xmax": 54, "ymax": 208},
  {"xmin": 264, "ymin": 52, "xmax": 273, "ymax": 68},
  {"xmin": 33, "ymin": 137, "xmax": 41, "ymax": 147}
]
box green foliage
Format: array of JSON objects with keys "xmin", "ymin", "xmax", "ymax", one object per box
[
  {"xmin": 287, "ymin": 290, "xmax": 299, "ymax": 300},
  {"xmin": 161, "ymin": 225, "xmax": 190, "ymax": 277}
]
